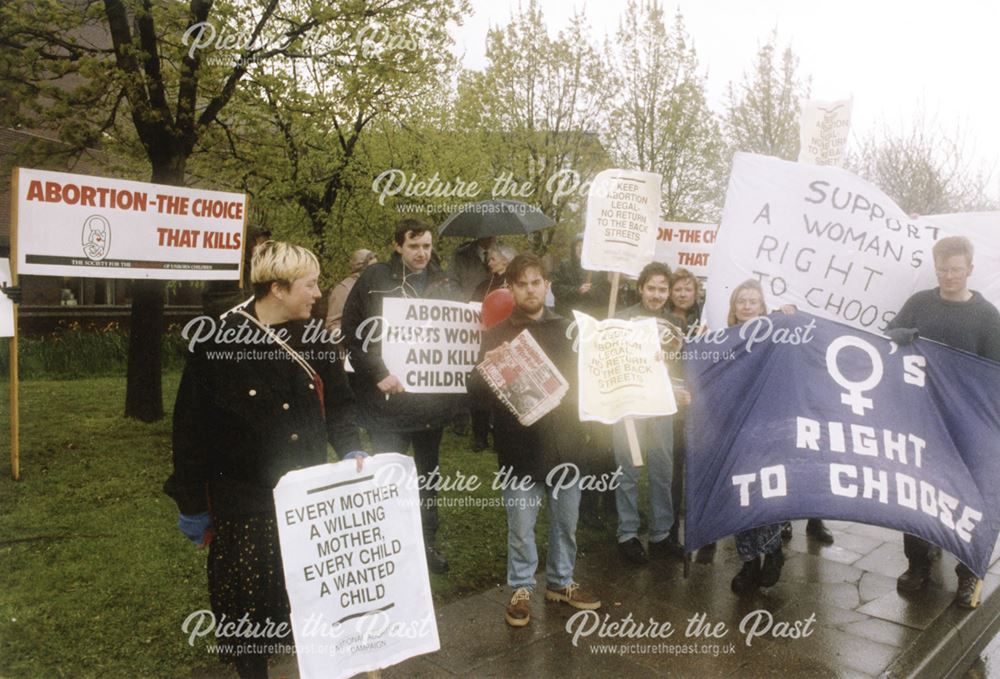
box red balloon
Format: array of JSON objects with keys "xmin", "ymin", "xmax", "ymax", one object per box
[{"xmin": 481, "ymin": 288, "xmax": 515, "ymax": 328}]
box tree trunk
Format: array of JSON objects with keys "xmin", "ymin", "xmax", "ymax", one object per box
[
  {"xmin": 124, "ymin": 279, "xmax": 165, "ymax": 421},
  {"xmin": 123, "ymin": 155, "xmax": 184, "ymax": 421}
]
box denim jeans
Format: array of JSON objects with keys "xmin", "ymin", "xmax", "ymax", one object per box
[
  {"xmin": 613, "ymin": 415, "xmax": 674, "ymax": 543},
  {"xmin": 503, "ymin": 479, "xmax": 582, "ymax": 591}
]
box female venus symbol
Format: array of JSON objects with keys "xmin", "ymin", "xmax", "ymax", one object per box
[{"xmin": 825, "ymin": 336, "xmax": 884, "ymax": 416}]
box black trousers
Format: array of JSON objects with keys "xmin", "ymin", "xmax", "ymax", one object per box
[
  {"xmin": 904, "ymin": 533, "xmax": 974, "ymax": 579},
  {"xmin": 369, "ymin": 428, "xmax": 444, "ymax": 543}
]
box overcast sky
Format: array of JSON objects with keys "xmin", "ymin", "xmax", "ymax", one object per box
[{"xmin": 451, "ymin": 0, "xmax": 999, "ymax": 197}]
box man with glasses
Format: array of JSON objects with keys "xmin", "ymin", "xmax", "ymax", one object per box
[{"xmin": 887, "ymin": 235, "xmax": 1000, "ymax": 609}]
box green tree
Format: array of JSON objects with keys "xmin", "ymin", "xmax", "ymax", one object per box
[
  {"xmin": 603, "ymin": 1, "xmax": 724, "ymax": 221},
  {"xmin": 0, "ymin": 0, "xmax": 464, "ymax": 420},
  {"xmin": 455, "ymin": 0, "xmax": 610, "ymax": 252},
  {"xmin": 723, "ymin": 30, "xmax": 810, "ymax": 161}
]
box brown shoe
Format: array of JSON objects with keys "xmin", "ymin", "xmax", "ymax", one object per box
[
  {"xmin": 545, "ymin": 582, "xmax": 601, "ymax": 610},
  {"xmin": 505, "ymin": 587, "xmax": 531, "ymax": 627}
]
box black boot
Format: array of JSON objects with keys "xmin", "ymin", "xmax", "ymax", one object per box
[
  {"xmin": 759, "ymin": 548, "xmax": 785, "ymax": 587},
  {"xmin": 695, "ymin": 542, "xmax": 716, "ymax": 564},
  {"xmin": 806, "ymin": 519, "xmax": 834, "ymax": 544},
  {"xmin": 731, "ymin": 557, "xmax": 762, "ymax": 595}
]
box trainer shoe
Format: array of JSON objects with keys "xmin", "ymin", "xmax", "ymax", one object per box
[
  {"xmin": 546, "ymin": 582, "xmax": 602, "ymax": 610},
  {"xmin": 617, "ymin": 537, "xmax": 648, "ymax": 564},
  {"xmin": 806, "ymin": 519, "xmax": 834, "ymax": 544},
  {"xmin": 896, "ymin": 563, "xmax": 930, "ymax": 592},
  {"xmin": 759, "ymin": 548, "xmax": 785, "ymax": 587},
  {"xmin": 955, "ymin": 575, "xmax": 983, "ymax": 610},
  {"xmin": 505, "ymin": 587, "xmax": 531, "ymax": 626},
  {"xmin": 731, "ymin": 557, "xmax": 762, "ymax": 596}
]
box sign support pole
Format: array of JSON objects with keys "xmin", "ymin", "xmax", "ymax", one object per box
[{"xmin": 606, "ymin": 272, "xmax": 642, "ymax": 467}]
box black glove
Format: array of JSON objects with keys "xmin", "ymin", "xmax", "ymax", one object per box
[
  {"xmin": 1, "ymin": 285, "xmax": 21, "ymax": 304},
  {"xmin": 885, "ymin": 327, "xmax": 918, "ymax": 345}
]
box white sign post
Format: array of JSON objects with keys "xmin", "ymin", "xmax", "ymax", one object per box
[
  {"xmin": 380, "ymin": 298, "xmax": 483, "ymax": 393},
  {"xmin": 798, "ymin": 98, "xmax": 853, "ymax": 167},
  {"xmin": 703, "ymin": 153, "xmax": 1000, "ymax": 333},
  {"xmin": 14, "ymin": 167, "xmax": 246, "ymax": 280},
  {"xmin": 274, "ymin": 454, "xmax": 440, "ymax": 679}
]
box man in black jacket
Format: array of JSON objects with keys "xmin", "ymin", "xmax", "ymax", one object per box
[
  {"xmin": 341, "ymin": 218, "xmax": 456, "ymax": 573},
  {"xmin": 888, "ymin": 235, "xmax": 1000, "ymax": 609},
  {"xmin": 470, "ymin": 253, "xmax": 602, "ymax": 627}
]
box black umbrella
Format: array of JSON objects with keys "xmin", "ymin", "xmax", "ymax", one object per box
[{"xmin": 438, "ymin": 199, "xmax": 555, "ymax": 238}]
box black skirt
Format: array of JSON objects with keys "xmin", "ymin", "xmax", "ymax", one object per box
[{"xmin": 207, "ymin": 514, "xmax": 292, "ymax": 664}]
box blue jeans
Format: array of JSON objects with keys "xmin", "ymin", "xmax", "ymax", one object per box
[
  {"xmin": 613, "ymin": 416, "xmax": 674, "ymax": 543},
  {"xmin": 503, "ymin": 479, "xmax": 582, "ymax": 591}
]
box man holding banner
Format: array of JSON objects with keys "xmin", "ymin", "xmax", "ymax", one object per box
[
  {"xmin": 341, "ymin": 218, "xmax": 456, "ymax": 574},
  {"xmin": 887, "ymin": 235, "xmax": 1000, "ymax": 609},
  {"xmin": 470, "ymin": 254, "xmax": 602, "ymax": 627},
  {"xmin": 611, "ymin": 262, "xmax": 688, "ymax": 564}
]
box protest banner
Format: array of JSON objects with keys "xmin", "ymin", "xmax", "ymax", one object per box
[
  {"xmin": 581, "ymin": 168, "xmax": 662, "ymax": 276},
  {"xmin": 380, "ymin": 298, "xmax": 482, "ymax": 393},
  {"xmin": 13, "ymin": 167, "xmax": 246, "ymax": 279},
  {"xmin": 683, "ymin": 311, "xmax": 1000, "ymax": 577},
  {"xmin": 274, "ymin": 454, "xmax": 440, "ymax": 679},
  {"xmin": 574, "ymin": 312, "xmax": 676, "ymax": 424},
  {"xmin": 654, "ymin": 221, "xmax": 717, "ymax": 278},
  {"xmin": 798, "ymin": 98, "xmax": 853, "ymax": 167},
  {"xmin": 703, "ymin": 153, "xmax": 1000, "ymax": 333}
]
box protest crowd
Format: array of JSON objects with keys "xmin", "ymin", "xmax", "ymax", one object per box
[{"xmin": 160, "ymin": 207, "xmax": 1000, "ymax": 678}]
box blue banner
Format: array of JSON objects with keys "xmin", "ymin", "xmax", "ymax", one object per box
[{"xmin": 683, "ymin": 312, "xmax": 1000, "ymax": 577}]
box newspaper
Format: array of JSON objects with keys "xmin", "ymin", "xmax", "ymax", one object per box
[{"xmin": 475, "ymin": 329, "xmax": 569, "ymax": 426}]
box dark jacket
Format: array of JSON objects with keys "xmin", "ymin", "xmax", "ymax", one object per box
[
  {"xmin": 550, "ymin": 253, "xmax": 636, "ymax": 320},
  {"xmin": 164, "ymin": 301, "xmax": 361, "ymax": 518},
  {"xmin": 468, "ymin": 306, "xmax": 585, "ymax": 483},
  {"xmin": 449, "ymin": 240, "xmax": 491, "ymax": 301},
  {"xmin": 341, "ymin": 253, "xmax": 458, "ymax": 431},
  {"xmin": 471, "ymin": 273, "xmax": 507, "ymax": 303}
]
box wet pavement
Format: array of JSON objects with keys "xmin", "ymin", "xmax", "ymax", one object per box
[{"xmin": 273, "ymin": 520, "xmax": 1000, "ymax": 678}]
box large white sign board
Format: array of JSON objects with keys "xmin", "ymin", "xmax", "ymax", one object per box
[
  {"xmin": 704, "ymin": 154, "xmax": 1000, "ymax": 333},
  {"xmin": 14, "ymin": 167, "xmax": 245, "ymax": 279},
  {"xmin": 274, "ymin": 455, "xmax": 440, "ymax": 679}
]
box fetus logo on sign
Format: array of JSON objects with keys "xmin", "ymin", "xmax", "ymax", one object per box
[{"xmin": 81, "ymin": 214, "xmax": 111, "ymax": 261}]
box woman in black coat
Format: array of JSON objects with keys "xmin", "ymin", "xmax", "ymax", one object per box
[{"xmin": 165, "ymin": 241, "xmax": 361, "ymax": 679}]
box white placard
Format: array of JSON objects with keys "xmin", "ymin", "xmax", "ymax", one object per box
[
  {"xmin": 654, "ymin": 221, "xmax": 717, "ymax": 277},
  {"xmin": 380, "ymin": 298, "xmax": 483, "ymax": 393},
  {"xmin": 0, "ymin": 259, "xmax": 13, "ymax": 338},
  {"xmin": 575, "ymin": 312, "xmax": 676, "ymax": 423},
  {"xmin": 798, "ymin": 98, "xmax": 852, "ymax": 167},
  {"xmin": 704, "ymin": 154, "xmax": 1000, "ymax": 333},
  {"xmin": 581, "ymin": 169, "xmax": 662, "ymax": 276},
  {"xmin": 274, "ymin": 454, "xmax": 439, "ymax": 679},
  {"xmin": 14, "ymin": 167, "xmax": 246, "ymax": 279}
]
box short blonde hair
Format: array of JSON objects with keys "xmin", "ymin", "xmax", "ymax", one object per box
[
  {"xmin": 251, "ymin": 241, "xmax": 320, "ymax": 297},
  {"xmin": 727, "ymin": 278, "xmax": 767, "ymax": 327}
]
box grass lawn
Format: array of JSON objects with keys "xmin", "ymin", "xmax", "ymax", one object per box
[{"xmin": 0, "ymin": 372, "xmax": 618, "ymax": 678}]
